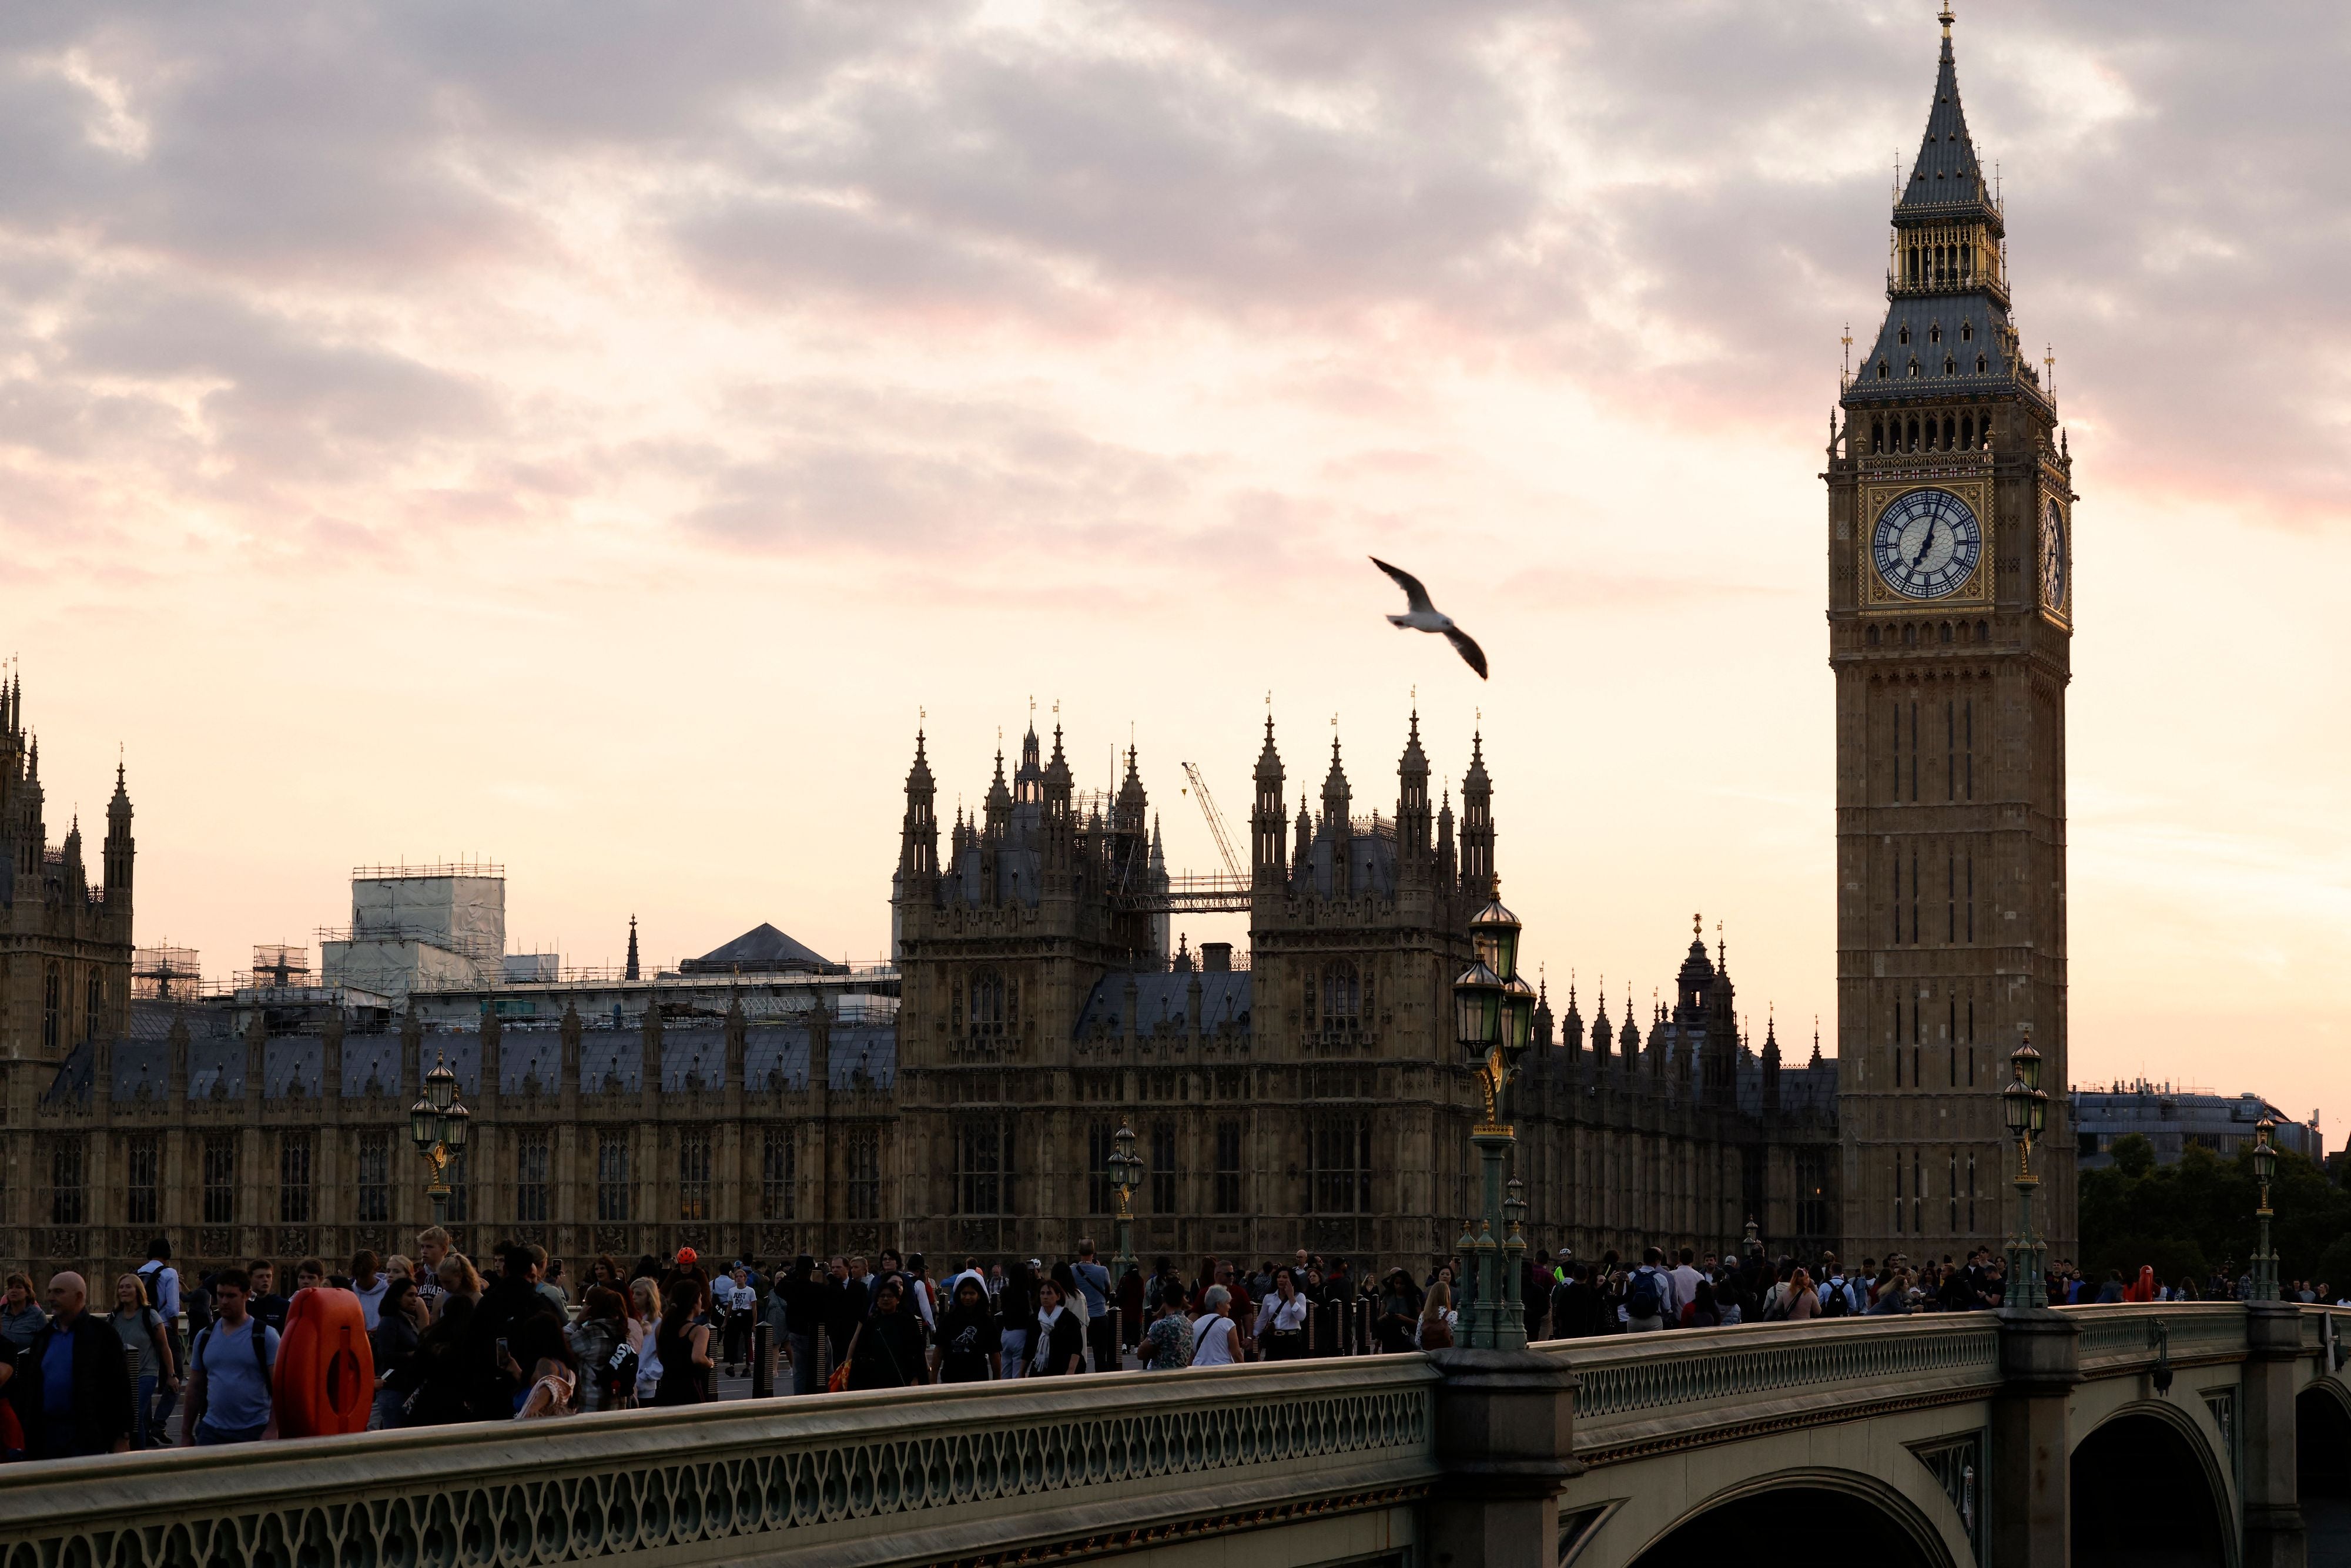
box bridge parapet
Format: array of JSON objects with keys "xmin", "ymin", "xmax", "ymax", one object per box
[
  {"xmin": 2070, "ymin": 1301, "xmax": 2248, "ymax": 1375},
  {"xmin": 1542, "ymin": 1315, "xmax": 2001, "ymax": 1463},
  {"xmin": 0, "ymin": 1358, "xmax": 1440, "ymax": 1568}
]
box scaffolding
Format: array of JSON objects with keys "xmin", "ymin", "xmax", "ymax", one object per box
[
  {"xmin": 131, "ymin": 945, "xmax": 202, "ymax": 1001},
  {"xmin": 232, "ymin": 944, "xmax": 314, "ymax": 990}
]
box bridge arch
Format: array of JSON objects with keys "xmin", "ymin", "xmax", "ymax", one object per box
[
  {"xmin": 2071, "ymin": 1402, "xmax": 2235, "ymax": 1568},
  {"xmin": 2299, "ymin": 1381, "xmax": 2351, "ymax": 1550},
  {"xmin": 1625, "ymin": 1469, "xmax": 1961, "ymax": 1567}
]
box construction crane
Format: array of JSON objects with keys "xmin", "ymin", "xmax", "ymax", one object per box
[{"xmin": 1180, "ymin": 762, "xmax": 1245, "ymax": 882}]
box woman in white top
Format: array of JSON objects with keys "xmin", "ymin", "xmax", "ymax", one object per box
[
  {"xmin": 1253, "ymin": 1268, "xmax": 1310, "ymax": 1361},
  {"xmin": 1191, "ymin": 1284, "xmax": 1240, "ymax": 1367}
]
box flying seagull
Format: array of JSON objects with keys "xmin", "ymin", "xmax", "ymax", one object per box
[{"xmin": 1371, "ymin": 557, "xmax": 1488, "ymax": 679}]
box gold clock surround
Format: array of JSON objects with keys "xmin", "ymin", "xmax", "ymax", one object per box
[{"xmin": 1859, "ymin": 476, "xmax": 1995, "ymax": 609}]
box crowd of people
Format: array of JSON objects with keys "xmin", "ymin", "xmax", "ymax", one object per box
[{"xmin": 6, "ymin": 1229, "xmax": 2343, "ymax": 1460}]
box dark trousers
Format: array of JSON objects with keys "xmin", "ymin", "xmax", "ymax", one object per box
[
  {"xmin": 788, "ymin": 1333, "xmax": 817, "ymax": 1396},
  {"xmin": 1087, "ymin": 1312, "xmax": 1120, "ymax": 1372},
  {"xmin": 150, "ymin": 1322, "xmax": 183, "ymax": 1443}
]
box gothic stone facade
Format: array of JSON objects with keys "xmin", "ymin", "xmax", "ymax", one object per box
[
  {"xmin": 1827, "ymin": 16, "xmax": 2077, "ymax": 1267},
  {"xmin": 890, "ymin": 717, "xmax": 1840, "ymax": 1267},
  {"xmin": 2, "ymin": 673, "xmax": 136, "ymax": 1267}
]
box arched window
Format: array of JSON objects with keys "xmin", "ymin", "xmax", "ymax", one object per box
[
  {"xmin": 1907, "ymin": 359, "xmax": 1921, "ymax": 378},
  {"xmin": 1944, "ymin": 357, "xmax": 1957, "ymax": 376},
  {"xmin": 1943, "ymin": 415, "xmax": 1956, "ymax": 447},
  {"xmin": 1975, "ymin": 353, "xmax": 1988, "ymax": 374},
  {"xmin": 85, "ymin": 969, "xmax": 101, "ymax": 1040},
  {"xmin": 1867, "ymin": 625, "xmax": 1881, "ymax": 647},
  {"xmin": 1878, "ymin": 361, "xmax": 1890, "ymax": 381},
  {"xmin": 1898, "ymin": 325, "xmax": 1911, "ymax": 346},
  {"xmin": 969, "ymin": 970, "xmax": 1007, "ymax": 1037},
  {"xmin": 1960, "ymin": 414, "xmax": 1974, "ymax": 449},
  {"xmin": 1906, "ymin": 417, "xmax": 1921, "ymax": 451},
  {"xmin": 42, "ymin": 964, "xmax": 61, "ymax": 1053},
  {"xmin": 1871, "ymin": 418, "xmax": 1884, "ymax": 453},
  {"xmin": 1928, "ymin": 324, "xmax": 1942, "ymax": 346},
  {"xmin": 1320, "ymin": 960, "xmax": 1362, "ymax": 1030},
  {"xmin": 1903, "ymin": 623, "xmax": 1917, "ymax": 648},
  {"xmin": 1940, "ymin": 622, "xmax": 1953, "ymax": 644},
  {"xmin": 1960, "ymin": 321, "xmax": 1974, "ymax": 343}
]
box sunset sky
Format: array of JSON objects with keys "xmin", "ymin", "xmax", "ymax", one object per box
[{"xmin": 3, "ymin": 3, "xmax": 2346, "ymax": 1126}]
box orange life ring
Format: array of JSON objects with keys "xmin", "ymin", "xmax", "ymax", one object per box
[{"xmin": 272, "ymin": 1286, "xmax": 375, "ymax": 1437}]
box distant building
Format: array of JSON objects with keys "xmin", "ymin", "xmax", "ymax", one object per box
[{"xmin": 2075, "ymin": 1083, "xmax": 2322, "ymax": 1170}]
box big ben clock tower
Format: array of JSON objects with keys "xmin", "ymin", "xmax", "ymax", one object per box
[{"xmin": 1827, "ymin": 6, "xmax": 2074, "ymax": 1267}]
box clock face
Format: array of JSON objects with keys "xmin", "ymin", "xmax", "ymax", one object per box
[
  {"xmin": 1872, "ymin": 488, "xmax": 1983, "ymax": 600},
  {"xmin": 2041, "ymin": 498, "xmax": 2066, "ymax": 609}
]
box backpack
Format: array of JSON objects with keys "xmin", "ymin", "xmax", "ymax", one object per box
[
  {"xmin": 1818, "ymin": 1277, "xmax": 1851, "ymax": 1318},
  {"xmin": 1759, "ymin": 1285, "xmax": 1789, "ymax": 1322},
  {"xmin": 196, "ymin": 1318, "xmax": 271, "ymax": 1383},
  {"xmin": 1627, "ymin": 1269, "xmax": 1665, "ymax": 1321}
]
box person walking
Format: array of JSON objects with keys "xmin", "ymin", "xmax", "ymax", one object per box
[
  {"xmin": 109, "ymin": 1273, "xmax": 179, "ymax": 1449},
  {"xmin": 934, "ymin": 1278, "xmax": 1000, "ymax": 1383},
  {"xmin": 1069, "ymin": 1245, "xmax": 1116, "ymax": 1372},
  {"xmin": 566, "ymin": 1287, "xmax": 635, "ymax": 1413},
  {"xmin": 1189, "ymin": 1285, "xmax": 1241, "ymax": 1367},
  {"xmin": 780, "ymin": 1255, "xmax": 823, "ymax": 1396},
  {"xmin": 1140, "ymin": 1291, "xmax": 1194, "ymax": 1370},
  {"xmin": 370, "ymin": 1275, "xmax": 426, "ymax": 1429},
  {"xmin": 0, "ymin": 1272, "xmax": 133, "ymax": 1458},
  {"xmin": 845, "ymin": 1278, "xmax": 930, "ymax": 1390},
  {"xmin": 1418, "ymin": 1284, "xmax": 1456, "ymax": 1350},
  {"xmin": 0, "ymin": 1274, "xmax": 45, "ymax": 1354},
  {"xmin": 1625, "ymin": 1249, "xmax": 1672, "ymax": 1333},
  {"xmin": 346, "ymin": 1251, "xmax": 390, "ymax": 1332},
  {"xmin": 997, "ymin": 1261, "xmax": 1039, "ymax": 1380},
  {"xmin": 1029, "ymin": 1280, "xmax": 1086, "ymax": 1377},
  {"xmin": 719, "ymin": 1265, "xmax": 756, "ymax": 1376},
  {"xmin": 180, "ymin": 1269, "xmax": 275, "ymax": 1447},
  {"xmin": 135, "ymin": 1240, "xmax": 183, "ymax": 1443},
  {"xmin": 651, "ymin": 1278, "xmax": 716, "ymax": 1405},
  {"xmin": 1254, "ymin": 1268, "xmax": 1310, "ymax": 1361},
  {"xmin": 504, "ymin": 1314, "xmax": 579, "ymax": 1419},
  {"xmin": 1783, "ymin": 1268, "xmax": 1821, "ymax": 1321}
]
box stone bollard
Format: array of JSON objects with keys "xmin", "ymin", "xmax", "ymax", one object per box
[{"xmin": 1424, "ymin": 1348, "xmax": 1580, "ymax": 1568}]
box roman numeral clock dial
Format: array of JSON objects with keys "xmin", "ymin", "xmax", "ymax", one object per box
[{"xmin": 1871, "ymin": 487, "xmax": 1982, "ymax": 600}]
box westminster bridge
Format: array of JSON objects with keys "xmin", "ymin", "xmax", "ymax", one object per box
[{"xmin": 6, "ymin": 1304, "xmax": 2350, "ymax": 1568}]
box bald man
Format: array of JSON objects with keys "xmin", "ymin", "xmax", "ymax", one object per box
[{"xmin": 2, "ymin": 1271, "xmax": 133, "ymax": 1458}]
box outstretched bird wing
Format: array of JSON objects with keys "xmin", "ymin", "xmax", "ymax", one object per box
[
  {"xmin": 1369, "ymin": 557, "xmax": 1436, "ymax": 614},
  {"xmin": 1445, "ymin": 626, "xmax": 1489, "ymax": 681}
]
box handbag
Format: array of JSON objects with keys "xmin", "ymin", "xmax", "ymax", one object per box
[{"xmin": 829, "ymin": 1326, "xmax": 858, "ymax": 1393}]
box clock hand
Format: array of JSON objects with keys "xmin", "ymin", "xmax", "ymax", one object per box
[{"xmin": 1913, "ymin": 524, "xmax": 1937, "ymax": 567}]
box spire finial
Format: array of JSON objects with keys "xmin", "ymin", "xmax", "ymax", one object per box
[
  {"xmin": 1693, "ymin": 911, "xmax": 1702, "ymax": 939},
  {"xmin": 1939, "ymin": 2, "xmax": 1954, "ymax": 40}
]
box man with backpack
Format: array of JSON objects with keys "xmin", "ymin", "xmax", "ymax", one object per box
[
  {"xmin": 137, "ymin": 1238, "xmax": 183, "ymax": 1446},
  {"xmin": 182, "ymin": 1268, "xmax": 277, "ymax": 1446},
  {"xmin": 1625, "ymin": 1248, "xmax": 1673, "ymax": 1333},
  {"xmin": 1815, "ymin": 1258, "xmax": 1862, "ymax": 1319}
]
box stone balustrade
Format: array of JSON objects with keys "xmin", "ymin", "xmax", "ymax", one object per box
[
  {"xmin": 0, "ymin": 1358, "xmax": 1439, "ymax": 1568},
  {"xmin": 1541, "ymin": 1314, "xmax": 2001, "ymax": 1463}
]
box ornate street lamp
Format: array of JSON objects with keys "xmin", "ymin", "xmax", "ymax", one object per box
[
  {"xmin": 408, "ymin": 1052, "xmax": 471, "ymax": 1229},
  {"xmin": 1108, "ymin": 1122, "xmax": 1144, "ymax": 1286},
  {"xmin": 2250, "ymin": 1117, "xmax": 2279, "ymax": 1304},
  {"xmin": 1455, "ymin": 897, "xmax": 1535, "ymax": 1349},
  {"xmin": 2000, "ymin": 1033, "xmax": 2049, "ymax": 1309}
]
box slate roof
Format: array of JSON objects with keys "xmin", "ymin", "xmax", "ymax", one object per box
[
  {"xmin": 679, "ymin": 923, "xmax": 843, "ymax": 974},
  {"xmin": 1074, "ymin": 971, "xmax": 1251, "ymax": 1037},
  {"xmin": 1896, "ymin": 25, "xmax": 1995, "ymax": 219},
  {"xmin": 45, "ymin": 1011, "xmax": 895, "ymax": 1104}
]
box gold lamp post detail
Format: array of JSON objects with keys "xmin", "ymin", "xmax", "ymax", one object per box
[
  {"xmin": 408, "ymin": 1051, "xmax": 471, "ymax": 1229},
  {"xmin": 2000, "ymin": 1033, "xmax": 2049, "ymax": 1309},
  {"xmin": 1108, "ymin": 1121, "xmax": 1144, "ymax": 1284},
  {"xmin": 2250, "ymin": 1117, "xmax": 2279, "ymax": 1304},
  {"xmin": 1455, "ymin": 897, "xmax": 1536, "ymax": 1350}
]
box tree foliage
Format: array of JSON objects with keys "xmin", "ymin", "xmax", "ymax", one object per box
[{"xmin": 2079, "ymin": 1139, "xmax": 2351, "ymax": 1289}]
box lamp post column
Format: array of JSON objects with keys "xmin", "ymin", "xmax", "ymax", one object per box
[
  {"xmin": 410, "ymin": 1051, "xmax": 470, "ymax": 1241},
  {"xmin": 2000, "ymin": 1034, "xmax": 2049, "ymax": 1311},
  {"xmin": 2251, "ymin": 1117, "xmax": 2280, "ymax": 1304}
]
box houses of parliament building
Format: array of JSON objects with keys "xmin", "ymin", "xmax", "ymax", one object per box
[{"xmin": 1, "ymin": 10, "xmax": 2073, "ymax": 1286}]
